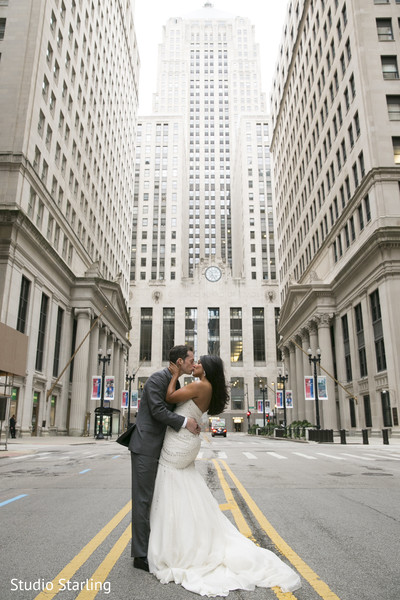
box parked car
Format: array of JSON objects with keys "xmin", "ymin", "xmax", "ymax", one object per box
[{"xmin": 211, "ymin": 425, "xmax": 227, "ymax": 437}]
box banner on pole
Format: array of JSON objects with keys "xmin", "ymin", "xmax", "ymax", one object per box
[
  {"xmin": 304, "ymin": 376, "xmax": 328, "ymax": 400},
  {"xmin": 131, "ymin": 390, "xmax": 138, "ymax": 409},
  {"xmin": 105, "ymin": 376, "xmax": 115, "ymax": 401},
  {"xmin": 304, "ymin": 376, "xmax": 314, "ymax": 400},
  {"xmin": 121, "ymin": 390, "xmax": 128, "ymax": 408},
  {"xmin": 91, "ymin": 376, "xmax": 101, "ymax": 400},
  {"xmin": 317, "ymin": 376, "xmax": 328, "ymax": 400},
  {"xmin": 286, "ymin": 390, "xmax": 293, "ymax": 408},
  {"xmin": 276, "ymin": 390, "xmax": 283, "ymax": 408}
]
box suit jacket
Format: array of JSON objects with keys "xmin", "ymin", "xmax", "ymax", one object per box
[{"xmin": 129, "ymin": 367, "xmax": 185, "ymax": 457}]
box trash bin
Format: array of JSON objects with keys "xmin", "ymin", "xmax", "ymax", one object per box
[
  {"xmin": 340, "ymin": 429, "xmax": 346, "ymax": 444},
  {"xmin": 362, "ymin": 429, "xmax": 369, "ymax": 445}
]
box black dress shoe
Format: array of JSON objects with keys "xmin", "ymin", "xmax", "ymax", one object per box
[{"xmin": 133, "ymin": 556, "xmax": 149, "ymax": 572}]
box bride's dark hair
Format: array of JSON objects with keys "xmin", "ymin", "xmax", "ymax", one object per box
[{"xmin": 199, "ymin": 355, "xmax": 230, "ymax": 416}]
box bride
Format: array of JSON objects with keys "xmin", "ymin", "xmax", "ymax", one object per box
[{"xmin": 147, "ymin": 355, "xmax": 301, "ymax": 597}]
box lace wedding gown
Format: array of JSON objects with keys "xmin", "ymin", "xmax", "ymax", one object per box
[{"xmin": 148, "ymin": 400, "xmax": 301, "ymax": 597}]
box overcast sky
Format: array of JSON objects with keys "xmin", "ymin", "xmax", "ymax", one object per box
[{"xmin": 134, "ymin": 0, "xmax": 289, "ymax": 114}]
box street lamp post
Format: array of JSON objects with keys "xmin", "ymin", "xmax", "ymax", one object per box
[
  {"xmin": 277, "ymin": 371, "xmax": 289, "ymax": 427},
  {"xmin": 97, "ymin": 348, "xmax": 111, "ymax": 439},
  {"xmin": 259, "ymin": 383, "xmax": 267, "ymax": 427},
  {"xmin": 308, "ymin": 348, "xmax": 321, "ymax": 429},
  {"xmin": 126, "ymin": 371, "xmax": 135, "ymax": 428}
]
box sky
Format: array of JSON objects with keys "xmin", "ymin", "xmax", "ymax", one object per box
[{"xmin": 134, "ymin": 0, "xmax": 290, "ymax": 114}]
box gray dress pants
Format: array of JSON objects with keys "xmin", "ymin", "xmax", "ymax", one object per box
[{"xmin": 131, "ymin": 452, "xmax": 159, "ymax": 558}]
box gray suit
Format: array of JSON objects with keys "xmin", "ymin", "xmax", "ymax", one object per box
[{"xmin": 129, "ymin": 367, "xmax": 184, "ymax": 558}]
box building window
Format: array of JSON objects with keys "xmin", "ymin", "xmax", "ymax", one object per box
[
  {"xmin": 52, "ymin": 307, "xmax": 64, "ymax": 377},
  {"xmin": 363, "ymin": 395, "xmax": 372, "ymax": 428},
  {"xmin": 386, "ymin": 95, "xmax": 400, "ymax": 120},
  {"xmin": 35, "ymin": 293, "xmax": 49, "ymax": 371},
  {"xmin": 185, "ymin": 308, "xmax": 198, "ymax": 355},
  {"xmin": 139, "ymin": 308, "xmax": 152, "ymax": 361},
  {"xmin": 354, "ymin": 303, "xmax": 368, "ymax": 378},
  {"xmin": 376, "ymin": 19, "xmax": 393, "ymax": 41},
  {"xmin": 342, "ymin": 314, "xmax": 352, "ymax": 382},
  {"xmin": 230, "ymin": 307, "xmax": 243, "ymax": 363},
  {"xmin": 207, "ymin": 308, "xmax": 220, "ymax": 355},
  {"xmin": 0, "ymin": 18, "xmax": 6, "ymax": 40},
  {"xmin": 370, "ymin": 289, "xmax": 386, "ymax": 372},
  {"xmin": 381, "ymin": 56, "xmax": 399, "ymax": 79},
  {"xmin": 349, "ymin": 397, "xmax": 357, "ymax": 428},
  {"xmin": 162, "ymin": 308, "xmax": 175, "ymax": 361},
  {"xmin": 16, "ymin": 276, "xmax": 31, "ymax": 333},
  {"xmin": 381, "ymin": 391, "xmax": 392, "ymax": 427},
  {"xmin": 392, "ymin": 137, "xmax": 400, "ymax": 164},
  {"xmin": 252, "ymin": 308, "xmax": 265, "ymax": 362},
  {"xmin": 230, "ymin": 377, "xmax": 244, "ymax": 410}
]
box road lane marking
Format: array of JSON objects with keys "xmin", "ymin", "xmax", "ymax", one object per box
[
  {"xmin": 79, "ymin": 469, "xmax": 91, "ymax": 474},
  {"xmin": 220, "ymin": 460, "xmax": 342, "ymax": 600},
  {"xmin": 75, "ymin": 524, "xmax": 131, "ymax": 600},
  {"xmin": 197, "ymin": 451, "xmax": 204, "ymax": 459},
  {"xmin": 317, "ymin": 453, "xmax": 346, "ymax": 460},
  {"xmin": 364, "ymin": 453, "xmax": 400, "ymax": 461},
  {"xmin": 111, "ymin": 455, "xmax": 120, "ymax": 459},
  {"xmin": 212, "ymin": 459, "xmax": 254, "ymax": 539},
  {"xmin": 33, "ymin": 500, "xmax": 131, "ymax": 600},
  {"xmin": 267, "ymin": 452, "xmax": 287, "ymax": 459},
  {"xmin": 292, "ymin": 452, "xmax": 317, "ymax": 460},
  {"xmin": 217, "ymin": 451, "xmax": 227, "ymax": 459},
  {"xmin": 11, "ymin": 454, "xmax": 33, "ymax": 460},
  {"xmin": 341, "ymin": 453, "xmax": 375, "ymax": 461},
  {"xmin": 243, "ymin": 452, "xmax": 257, "ymax": 459},
  {"xmin": 0, "ymin": 494, "xmax": 28, "ymax": 507}
]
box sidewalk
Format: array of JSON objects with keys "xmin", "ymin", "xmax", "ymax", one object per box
[{"xmin": 0, "ymin": 434, "xmax": 116, "ymax": 458}]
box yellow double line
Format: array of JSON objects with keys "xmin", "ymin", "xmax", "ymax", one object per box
[
  {"xmin": 214, "ymin": 459, "xmax": 342, "ymax": 600},
  {"xmin": 35, "ymin": 459, "xmax": 341, "ymax": 600},
  {"xmin": 34, "ymin": 502, "xmax": 131, "ymax": 600}
]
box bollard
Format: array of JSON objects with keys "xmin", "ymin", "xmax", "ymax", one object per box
[
  {"xmin": 382, "ymin": 429, "xmax": 389, "ymax": 445},
  {"xmin": 362, "ymin": 428, "xmax": 369, "ymax": 444},
  {"xmin": 340, "ymin": 429, "xmax": 346, "ymax": 444}
]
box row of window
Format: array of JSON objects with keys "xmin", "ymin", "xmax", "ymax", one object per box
[
  {"xmin": 16, "ymin": 276, "xmax": 64, "ymax": 377},
  {"xmin": 341, "ymin": 289, "xmax": 386, "ymax": 384},
  {"xmin": 139, "ymin": 307, "xmax": 270, "ymax": 364},
  {"xmin": 332, "ymin": 194, "xmax": 372, "ymax": 262}
]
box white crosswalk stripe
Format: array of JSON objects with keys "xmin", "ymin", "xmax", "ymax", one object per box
[
  {"xmin": 217, "ymin": 452, "xmax": 227, "ymax": 459},
  {"xmin": 292, "ymin": 452, "xmax": 317, "ymax": 460},
  {"xmin": 243, "ymin": 452, "xmax": 257, "ymax": 459},
  {"xmin": 363, "ymin": 453, "xmax": 400, "ymax": 461},
  {"xmin": 267, "ymin": 452, "xmax": 287, "ymax": 460},
  {"xmin": 317, "ymin": 453, "xmax": 346, "ymax": 460},
  {"xmin": 341, "ymin": 453, "xmax": 375, "ymax": 461}
]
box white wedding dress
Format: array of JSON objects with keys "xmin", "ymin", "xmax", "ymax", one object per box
[{"xmin": 148, "ymin": 400, "xmax": 301, "ymax": 597}]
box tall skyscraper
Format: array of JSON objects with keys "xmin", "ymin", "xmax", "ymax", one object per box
[
  {"xmin": 0, "ymin": 0, "xmax": 139, "ymax": 436},
  {"xmin": 271, "ymin": 0, "xmax": 400, "ymax": 434},
  {"xmin": 129, "ymin": 3, "xmax": 281, "ymax": 431}
]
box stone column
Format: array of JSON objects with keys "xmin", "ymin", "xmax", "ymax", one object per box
[
  {"xmin": 301, "ymin": 329, "xmax": 314, "ymax": 424},
  {"xmin": 317, "ymin": 313, "xmax": 337, "ymax": 431},
  {"xmin": 69, "ymin": 308, "xmax": 92, "ymax": 436},
  {"xmin": 295, "ymin": 335, "xmax": 306, "ymax": 421},
  {"xmin": 288, "ymin": 342, "xmax": 298, "ymax": 421}
]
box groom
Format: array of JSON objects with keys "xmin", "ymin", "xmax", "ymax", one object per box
[{"xmin": 129, "ymin": 345, "xmax": 201, "ymax": 572}]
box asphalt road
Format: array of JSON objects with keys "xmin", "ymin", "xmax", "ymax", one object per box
[{"xmin": 1, "ymin": 433, "xmax": 399, "ymax": 600}]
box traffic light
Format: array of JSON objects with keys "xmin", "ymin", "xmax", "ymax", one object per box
[{"xmin": 246, "ymin": 411, "xmax": 251, "ymax": 417}]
